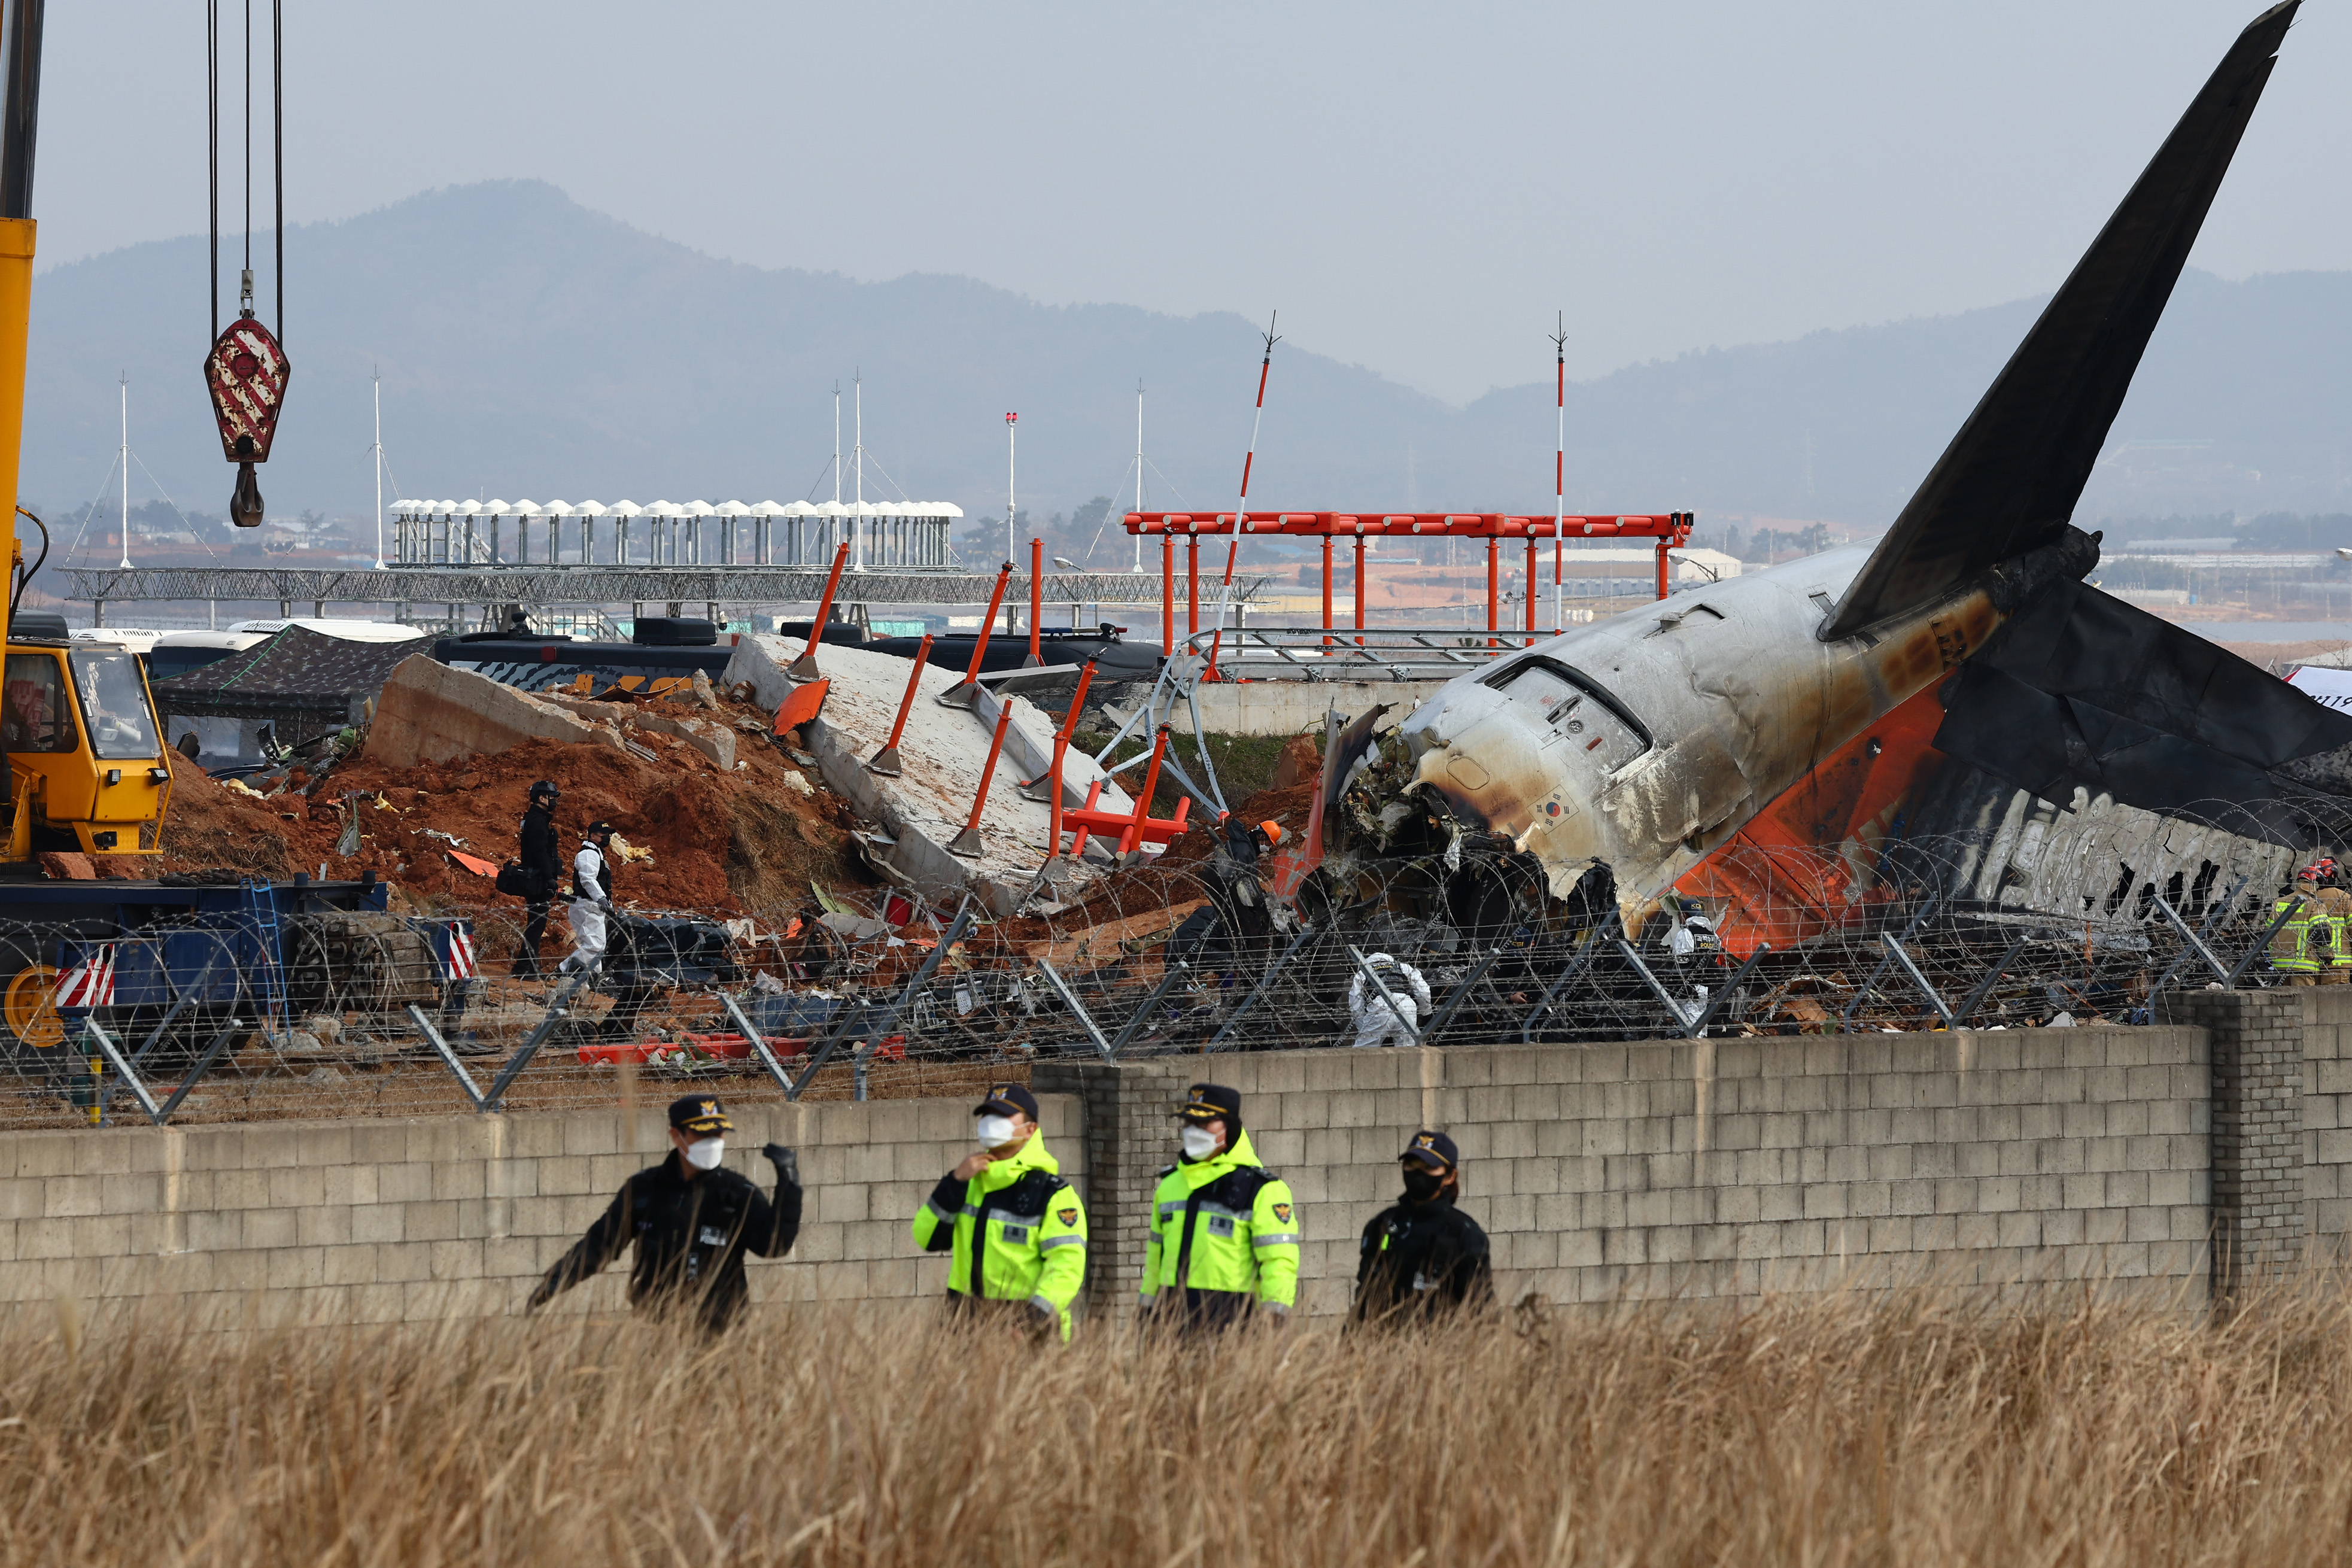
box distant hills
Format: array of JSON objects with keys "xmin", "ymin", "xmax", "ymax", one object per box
[{"xmin": 18, "ymin": 180, "xmax": 2352, "ymax": 574}]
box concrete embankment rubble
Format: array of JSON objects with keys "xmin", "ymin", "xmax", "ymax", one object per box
[
  {"xmin": 724, "ymin": 635, "xmax": 1144, "ymax": 916},
  {"xmin": 161, "ymin": 655, "xmax": 862, "ymax": 914}
]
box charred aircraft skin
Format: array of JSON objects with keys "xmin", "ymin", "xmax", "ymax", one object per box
[
  {"xmin": 1372, "ymin": 5, "xmax": 2309, "ymax": 939},
  {"xmin": 1398, "ymin": 531, "xmax": 2098, "ymax": 924}
]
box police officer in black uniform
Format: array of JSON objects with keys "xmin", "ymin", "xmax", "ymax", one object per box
[
  {"xmin": 526, "ymin": 1095, "xmax": 802, "ymax": 1334},
  {"xmin": 512, "ymin": 780, "xmax": 561, "ymax": 979},
  {"xmin": 1351, "ymin": 1129, "xmax": 1494, "ymax": 1328}
]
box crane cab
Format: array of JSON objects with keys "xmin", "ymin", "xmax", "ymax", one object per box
[{"xmin": 0, "ymin": 615, "xmax": 170, "ymax": 859}]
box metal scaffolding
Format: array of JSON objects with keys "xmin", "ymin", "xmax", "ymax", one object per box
[{"xmin": 62, "ymin": 564, "xmax": 1270, "ymax": 618}]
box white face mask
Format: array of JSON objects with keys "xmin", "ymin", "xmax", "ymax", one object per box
[
  {"xmin": 684, "ymin": 1137, "xmax": 725, "ymax": 1171},
  {"xmin": 976, "ymin": 1114, "xmax": 1018, "ymax": 1150},
  {"xmin": 1180, "ymin": 1125, "xmax": 1220, "ymax": 1160}
]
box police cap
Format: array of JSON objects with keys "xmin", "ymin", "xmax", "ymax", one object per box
[
  {"xmin": 668, "ymin": 1095, "xmax": 732, "ymax": 1136},
  {"xmin": 1177, "ymin": 1081, "xmax": 1242, "ymax": 1130},
  {"xmin": 1402, "ymin": 1129, "xmax": 1459, "ymax": 1172},
  {"xmin": 974, "ymin": 1083, "xmax": 1039, "ymax": 1120}
]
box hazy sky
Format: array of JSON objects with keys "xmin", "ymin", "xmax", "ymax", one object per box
[{"xmin": 35, "ymin": 1, "xmax": 2351, "ymax": 405}]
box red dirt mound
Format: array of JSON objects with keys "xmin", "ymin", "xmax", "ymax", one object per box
[{"xmin": 160, "ymin": 693, "xmax": 870, "ymax": 919}]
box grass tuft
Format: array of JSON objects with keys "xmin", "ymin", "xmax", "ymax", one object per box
[{"xmin": 4, "ymin": 1284, "xmax": 2350, "ymax": 1564}]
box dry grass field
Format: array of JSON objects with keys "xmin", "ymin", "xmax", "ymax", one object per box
[{"xmin": 5, "ymin": 1284, "xmax": 2351, "ymax": 1566}]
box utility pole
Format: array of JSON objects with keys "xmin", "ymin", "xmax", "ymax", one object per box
[
  {"xmin": 117, "ymin": 373, "xmax": 130, "ymax": 570},
  {"xmin": 1134, "ymin": 381, "xmax": 1144, "ymax": 573},
  {"xmin": 853, "ymin": 372, "xmax": 865, "ymax": 572},
  {"xmin": 371, "ymin": 367, "xmax": 385, "ymax": 569},
  {"xmin": 1552, "ymin": 314, "xmax": 1569, "ymax": 631}
]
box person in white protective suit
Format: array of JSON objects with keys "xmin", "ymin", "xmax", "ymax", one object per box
[
  {"xmin": 1348, "ymin": 952, "xmax": 1433, "ymax": 1049},
  {"xmin": 558, "ymin": 822, "xmax": 618, "ymax": 977}
]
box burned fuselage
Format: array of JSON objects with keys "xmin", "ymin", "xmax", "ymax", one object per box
[
  {"xmin": 1342, "ymin": 4, "xmax": 2315, "ymax": 946},
  {"xmin": 1393, "ymin": 531, "xmax": 2095, "ymax": 925}
]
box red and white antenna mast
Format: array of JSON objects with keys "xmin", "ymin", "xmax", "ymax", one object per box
[
  {"xmin": 1204, "ymin": 312, "xmax": 1279, "ymax": 683},
  {"xmin": 1552, "ymin": 312, "xmax": 1569, "ymax": 630}
]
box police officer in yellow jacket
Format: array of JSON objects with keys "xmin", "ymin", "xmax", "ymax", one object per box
[
  {"xmin": 1139, "ymin": 1083, "xmax": 1300, "ymax": 1331},
  {"xmin": 911, "ymin": 1083, "xmax": 1087, "ymax": 1340}
]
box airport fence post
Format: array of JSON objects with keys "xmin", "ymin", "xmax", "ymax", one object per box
[
  {"xmin": 865, "ymin": 633, "xmax": 932, "ymax": 777},
  {"xmin": 1035, "ymin": 960, "xmax": 1115, "ymax": 1063},
  {"xmin": 1682, "ymin": 943, "xmax": 1771, "ymax": 1040},
  {"xmin": 130, "ymin": 956, "xmax": 217, "ymax": 1064},
  {"xmin": 1105, "ymin": 959, "xmax": 1190, "ymax": 1059},
  {"xmin": 1204, "ymin": 923, "xmax": 1325, "ymax": 1053},
  {"xmin": 1613, "ymin": 938, "xmax": 1697, "ymax": 1033},
  {"xmin": 1878, "ymin": 931, "xmax": 1955, "ymax": 1030},
  {"xmin": 2224, "ymin": 895, "xmax": 2306, "ymax": 989},
  {"xmin": 2150, "ymin": 891, "xmax": 2236, "ymax": 985},
  {"xmin": 718, "ymin": 992, "xmax": 797, "ymax": 1095},
  {"xmin": 1520, "ymin": 912, "xmax": 1619, "ymax": 1044},
  {"xmin": 784, "ymin": 999, "xmax": 873, "ymax": 1102},
  {"xmin": 78, "ymin": 1019, "xmax": 161, "ymax": 1126},
  {"xmin": 1418, "ymin": 944, "xmax": 1506, "ymax": 1046},
  {"xmin": 2135, "ymin": 879, "xmax": 2254, "ymax": 1018},
  {"xmin": 1952, "ymin": 932, "xmax": 2031, "ymax": 1028},
  {"xmin": 1837, "ymin": 893, "xmax": 1940, "ymax": 1031},
  {"xmin": 478, "ymin": 972, "xmax": 592, "ymax": 1112},
  {"xmin": 409, "ymin": 1003, "xmax": 487, "ymax": 1111},
  {"xmin": 154, "ymin": 1015, "xmax": 251, "ymax": 1124},
  {"xmin": 845, "ymin": 907, "xmax": 977, "ymax": 1098}
]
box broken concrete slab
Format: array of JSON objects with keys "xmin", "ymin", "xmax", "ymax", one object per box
[
  {"xmin": 539, "ymin": 694, "xmax": 738, "ymax": 771},
  {"xmin": 1103, "ymin": 679, "xmax": 1452, "ymax": 739},
  {"xmin": 723, "ymin": 636, "xmax": 1142, "ymax": 914},
  {"xmin": 367, "ymin": 656, "xmax": 624, "ymax": 769}
]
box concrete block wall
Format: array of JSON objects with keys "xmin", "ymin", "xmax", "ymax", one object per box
[
  {"xmin": 1, "ymin": 1013, "xmax": 2311, "ymax": 1327},
  {"xmin": 0, "ymin": 1095, "xmax": 1084, "ymax": 1327},
  {"xmin": 1040, "ymin": 1024, "xmax": 2210, "ymax": 1316},
  {"xmin": 2162, "ymin": 989, "xmax": 2306, "ymax": 1289},
  {"xmin": 2295, "ymin": 988, "xmax": 2352, "ymax": 1257}
]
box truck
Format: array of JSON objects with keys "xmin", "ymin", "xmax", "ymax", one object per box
[{"xmin": 0, "ymin": 1, "xmax": 477, "ymax": 1106}]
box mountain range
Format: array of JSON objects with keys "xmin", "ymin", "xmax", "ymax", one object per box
[{"xmin": 19, "ymin": 180, "xmax": 2351, "ymax": 568}]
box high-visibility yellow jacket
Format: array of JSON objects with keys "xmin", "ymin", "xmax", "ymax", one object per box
[
  {"xmin": 2272, "ymin": 894, "xmax": 2319, "ymax": 973},
  {"xmin": 1139, "ymin": 1129, "xmax": 1299, "ymax": 1327},
  {"xmin": 2318, "ymin": 888, "xmax": 2352, "ymax": 968},
  {"xmin": 911, "ymin": 1134, "xmax": 1087, "ymax": 1339}
]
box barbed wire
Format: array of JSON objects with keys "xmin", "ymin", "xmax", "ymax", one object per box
[{"xmin": 0, "ymin": 795, "xmax": 2338, "ymax": 1130}]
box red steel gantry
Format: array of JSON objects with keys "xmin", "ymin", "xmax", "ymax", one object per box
[{"xmin": 1122, "ymin": 510, "xmax": 1695, "ymax": 652}]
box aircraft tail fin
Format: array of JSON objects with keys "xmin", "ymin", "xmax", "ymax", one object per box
[{"xmin": 1824, "ymin": 3, "xmax": 2298, "ymax": 641}]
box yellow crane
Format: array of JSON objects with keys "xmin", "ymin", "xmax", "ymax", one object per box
[{"xmin": 0, "ymin": 0, "xmax": 173, "ymax": 868}]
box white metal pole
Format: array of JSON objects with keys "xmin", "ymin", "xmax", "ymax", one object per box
[
  {"xmin": 853, "ymin": 373, "xmax": 865, "ymax": 572},
  {"xmin": 832, "ymin": 382, "xmax": 841, "ymax": 560},
  {"xmin": 1134, "ymin": 380, "xmax": 1144, "ymax": 573},
  {"xmin": 118, "ymin": 374, "xmax": 130, "ymax": 569},
  {"xmin": 1005, "ymin": 412, "xmax": 1017, "ymax": 565},
  {"xmin": 372, "ymin": 369, "xmax": 385, "ymax": 569},
  {"xmin": 1554, "ymin": 314, "xmax": 1568, "ymax": 633}
]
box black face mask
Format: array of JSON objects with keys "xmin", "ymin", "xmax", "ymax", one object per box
[{"xmin": 1401, "ymin": 1167, "xmax": 1445, "ymax": 1204}]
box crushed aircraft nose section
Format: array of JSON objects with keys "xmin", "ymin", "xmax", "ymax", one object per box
[{"xmin": 1296, "ymin": 6, "xmax": 2332, "ymax": 1017}]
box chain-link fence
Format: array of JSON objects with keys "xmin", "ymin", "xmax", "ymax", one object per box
[{"xmin": 0, "ymin": 804, "xmax": 2327, "ymax": 1131}]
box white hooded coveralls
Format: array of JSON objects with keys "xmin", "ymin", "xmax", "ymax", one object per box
[
  {"xmin": 560, "ymin": 841, "xmax": 612, "ymax": 974},
  {"xmin": 1348, "ymin": 953, "xmax": 1433, "ymax": 1049}
]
